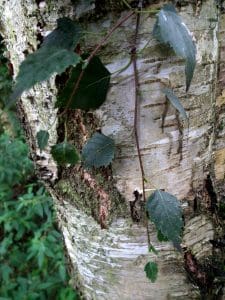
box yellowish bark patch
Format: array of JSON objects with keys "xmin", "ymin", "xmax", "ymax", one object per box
[
  {"xmin": 214, "ymin": 148, "xmax": 225, "ymax": 180},
  {"xmin": 216, "ymin": 90, "xmax": 225, "ymax": 107}
]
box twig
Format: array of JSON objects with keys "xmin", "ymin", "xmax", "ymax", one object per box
[
  {"xmin": 131, "ymin": 1, "xmax": 152, "ymax": 248},
  {"xmin": 131, "ymin": 5, "xmax": 146, "ymax": 202},
  {"xmin": 59, "ymin": 10, "xmax": 134, "ymax": 117}
]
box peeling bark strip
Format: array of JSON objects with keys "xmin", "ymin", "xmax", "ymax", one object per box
[
  {"xmin": 82, "ymin": 170, "xmax": 110, "ymax": 229},
  {"xmin": 184, "ymin": 251, "xmax": 207, "ymax": 290},
  {"xmin": 0, "ymin": 0, "xmax": 225, "ymax": 299}
]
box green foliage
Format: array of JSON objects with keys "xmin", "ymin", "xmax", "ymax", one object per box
[
  {"xmin": 0, "ymin": 40, "xmax": 16, "ymax": 136},
  {"xmin": 0, "ymin": 133, "xmax": 33, "ymax": 187},
  {"xmin": 0, "ymin": 38, "xmax": 12, "ymax": 106},
  {"xmin": 82, "ymin": 132, "xmax": 115, "ymax": 168},
  {"xmin": 157, "ymin": 229, "xmax": 169, "ymax": 242},
  {"xmin": 37, "ymin": 130, "xmax": 49, "ymax": 151},
  {"xmin": 56, "ymin": 56, "xmax": 111, "ymax": 110},
  {"xmin": 57, "ymin": 287, "xmax": 79, "ymax": 300},
  {"xmin": 162, "ymin": 88, "xmax": 188, "ymax": 120},
  {"xmin": 0, "ymin": 64, "xmax": 12, "ymax": 106},
  {"xmin": 51, "ymin": 142, "xmax": 80, "ymax": 165},
  {"xmin": 0, "ymin": 36, "xmax": 78, "ymax": 298},
  {"xmin": 42, "ymin": 18, "xmax": 81, "ymax": 51},
  {"xmin": 153, "ymin": 4, "xmax": 196, "ymax": 91},
  {"xmin": 10, "ymin": 18, "xmax": 81, "ymax": 105},
  {"xmin": 144, "ymin": 261, "xmax": 158, "ymax": 283},
  {"xmin": 0, "ymin": 133, "xmax": 78, "ymax": 299},
  {"xmin": 146, "ymin": 190, "xmax": 183, "ymax": 245}
]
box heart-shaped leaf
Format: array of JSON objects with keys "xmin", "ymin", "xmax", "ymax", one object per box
[
  {"xmin": 82, "ymin": 133, "xmax": 115, "ymax": 168},
  {"xmin": 153, "ymin": 4, "xmax": 196, "ymax": 91},
  {"xmin": 9, "ymin": 18, "xmax": 82, "ymax": 105},
  {"xmin": 162, "ymin": 88, "xmax": 188, "ymax": 120},
  {"xmin": 146, "ymin": 190, "xmax": 183, "ymax": 245},
  {"xmin": 56, "ymin": 56, "xmax": 110, "ymax": 110},
  {"xmin": 51, "ymin": 142, "xmax": 79, "ymax": 165},
  {"xmin": 36, "ymin": 130, "xmax": 49, "ymax": 151},
  {"xmin": 144, "ymin": 261, "xmax": 158, "ymax": 283}
]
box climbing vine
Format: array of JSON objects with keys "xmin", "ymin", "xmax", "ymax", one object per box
[{"xmin": 7, "ymin": 3, "xmax": 196, "ymax": 283}]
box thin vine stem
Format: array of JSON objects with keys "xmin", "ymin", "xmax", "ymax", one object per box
[
  {"xmin": 59, "ymin": 10, "xmax": 134, "ymax": 117},
  {"xmin": 131, "ymin": 1, "xmax": 151, "ymax": 248},
  {"xmin": 131, "ymin": 6, "xmax": 146, "ymax": 202}
]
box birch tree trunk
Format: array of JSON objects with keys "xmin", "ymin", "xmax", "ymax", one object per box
[{"xmin": 0, "ymin": 0, "xmax": 225, "ymax": 299}]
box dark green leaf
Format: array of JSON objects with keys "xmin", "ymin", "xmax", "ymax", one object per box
[
  {"xmin": 58, "ymin": 264, "xmax": 67, "ymax": 282},
  {"xmin": 9, "ymin": 18, "xmax": 82, "ymax": 104},
  {"xmin": 38, "ymin": 280, "xmax": 59, "ymax": 290},
  {"xmin": 36, "ymin": 130, "xmax": 49, "ymax": 151},
  {"xmin": 0, "ymin": 264, "xmax": 13, "ymax": 282},
  {"xmin": 153, "ymin": 4, "xmax": 196, "ymax": 91},
  {"xmin": 0, "ymin": 134, "xmax": 33, "ymax": 186},
  {"xmin": 162, "ymin": 88, "xmax": 188, "ymax": 120},
  {"xmin": 58, "ymin": 287, "xmax": 79, "ymax": 300},
  {"xmin": 144, "ymin": 261, "xmax": 158, "ymax": 283},
  {"xmin": 157, "ymin": 229, "xmax": 169, "ymax": 242},
  {"xmin": 56, "ymin": 56, "xmax": 110, "ymax": 110},
  {"xmin": 146, "ymin": 190, "xmax": 183, "ymax": 245},
  {"xmin": 51, "ymin": 142, "xmax": 79, "ymax": 165},
  {"xmin": 82, "ymin": 132, "xmax": 115, "ymax": 168},
  {"xmin": 37, "ymin": 249, "xmax": 45, "ymax": 268},
  {"xmin": 42, "ymin": 18, "xmax": 81, "ymax": 51},
  {"xmin": 35, "ymin": 203, "xmax": 44, "ymax": 218}
]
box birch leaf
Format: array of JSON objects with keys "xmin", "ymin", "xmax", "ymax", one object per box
[
  {"xmin": 163, "ymin": 88, "xmax": 188, "ymax": 120},
  {"xmin": 144, "ymin": 262, "xmax": 158, "ymax": 283},
  {"xmin": 146, "ymin": 190, "xmax": 183, "ymax": 245},
  {"xmin": 153, "ymin": 4, "xmax": 196, "ymax": 91},
  {"xmin": 82, "ymin": 133, "xmax": 115, "ymax": 168},
  {"xmin": 10, "ymin": 18, "xmax": 81, "ymax": 104},
  {"xmin": 36, "ymin": 130, "xmax": 49, "ymax": 151},
  {"xmin": 157, "ymin": 229, "xmax": 169, "ymax": 242},
  {"xmin": 51, "ymin": 142, "xmax": 79, "ymax": 165},
  {"xmin": 56, "ymin": 56, "xmax": 110, "ymax": 110}
]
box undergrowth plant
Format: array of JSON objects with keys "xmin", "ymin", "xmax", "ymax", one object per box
[
  {"xmin": 0, "ymin": 133, "xmax": 79, "ymax": 299},
  {"xmin": 0, "ymin": 43, "xmax": 79, "ymax": 299},
  {"xmin": 6, "ymin": 2, "xmax": 197, "ymax": 282}
]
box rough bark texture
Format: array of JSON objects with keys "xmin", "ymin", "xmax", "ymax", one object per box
[{"xmin": 0, "ymin": 0, "xmax": 224, "ymax": 299}]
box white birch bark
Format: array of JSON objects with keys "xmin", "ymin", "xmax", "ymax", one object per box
[{"xmin": 0, "ymin": 1, "xmax": 224, "ymax": 299}]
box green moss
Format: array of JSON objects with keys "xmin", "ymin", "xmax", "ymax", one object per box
[
  {"xmin": 56, "ymin": 177, "xmax": 99, "ymax": 217},
  {"xmin": 56, "ymin": 168, "xmax": 128, "ymax": 226}
]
